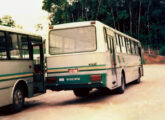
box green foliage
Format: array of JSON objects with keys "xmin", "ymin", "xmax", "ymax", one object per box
[
  {"xmin": 0, "ymin": 15, "xmax": 15, "ymax": 27},
  {"xmin": 42, "ymin": 0, "xmax": 165, "ymax": 50},
  {"xmin": 35, "ymin": 24, "xmax": 43, "ymax": 31},
  {"xmin": 159, "ymin": 46, "xmax": 165, "ymax": 56}
]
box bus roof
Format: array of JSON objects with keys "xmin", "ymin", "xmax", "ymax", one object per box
[
  {"xmin": 0, "ymin": 25, "xmax": 41, "ymax": 37},
  {"xmin": 50, "ymin": 21, "xmax": 139, "ymax": 43}
]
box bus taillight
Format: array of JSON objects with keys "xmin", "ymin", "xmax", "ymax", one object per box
[
  {"xmin": 91, "ymin": 21, "xmax": 95, "ymax": 25},
  {"xmin": 90, "ymin": 75, "xmax": 102, "ymax": 82},
  {"xmin": 47, "ymin": 77, "xmax": 56, "ymax": 83},
  {"xmin": 49, "ymin": 26, "xmax": 53, "ymax": 29}
]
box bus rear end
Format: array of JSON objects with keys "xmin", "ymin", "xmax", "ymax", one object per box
[{"xmin": 46, "ymin": 21, "xmax": 109, "ymax": 96}]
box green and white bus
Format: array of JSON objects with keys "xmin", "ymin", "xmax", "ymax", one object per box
[
  {"xmin": 46, "ymin": 21, "xmax": 143, "ymax": 97},
  {"xmin": 0, "ymin": 25, "xmax": 45, "ymax": 112}
]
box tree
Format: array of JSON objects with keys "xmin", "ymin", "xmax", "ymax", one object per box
[
  {"xmin": 35, "ymin": 24, "xmax": 43, "ymax": 31},
  {"xmin": 15, "ymin": 24, "xmax": 23, "ymax": 29},
  {"xmin": 0, "ymin": 15, "xmax": 15, "ymax": 27},
  {"xmin": 42, "ymin": 0, "xmax": 165, "ymax": 50}
]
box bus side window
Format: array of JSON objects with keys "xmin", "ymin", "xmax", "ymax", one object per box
[
  {"xmin": 103, "ymin": 28, "xmax": 109, "ymax": 51},
  {"xmin": 122, "ymin": 36, "xmax": 126, "ymax": 53},
  {"xmin": 8, "ymin": 33, "xmax": 21, "ymax": 59},
  {"xmin": 115, "ymin": 33, "xmax": 118, "ymax": 45},
  {"xmin": 0, "ymin": 31, "xmax": 7, "ymax": 59},
  {"xmin": 131, "ymin": 41, "xmax": 135, "ymax": 54},
  {"xmin": 126, "ymin": 39, "xmax": 131, "ymax": 54},
  {"xmin": 29, "ymin": 36, "xmax": 42, "ymax": 64},
  {"xmin": 129, "ymin": 40, "xmax": 133, "ymax": 54},
  {"xmin": 124, "ymin": 37, "xmax": 128, "ymax": 53},
  {"xmin": 108, "ymin": 35, "xmax": 114, "ymax": 53},
  {"xmin": 8, "ymin": 33, "xmax": 30, "ymax": 59},
  {"xmin": 120, "ymin": 35, "xmax": 123, "ymax": 47},
  {"xmin": 134, "ymin": 42, "xmax": 137, "ymax": 55},
  {"xmin": 118, "ymin": 35, "xmax": 122, "ymax": 53},
  {"xmin": 115, "ymin": 33, "xmax": 121, "ymax": 53},
  {"xmin": 18, "ymin": 35, "xmax": 29, "ymax": 59},
  {"xmin": 136, "ymin": 43, "xmax": 139, "ymax": 55}
]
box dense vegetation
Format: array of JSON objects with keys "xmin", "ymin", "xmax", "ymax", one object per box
[
  {"xmin": 42, "ymin": 0, "xmax": 165, "ymax": 50},
  {"xmin": 0, "ymin": 15, "xmax": 15, "ymax": 27}
]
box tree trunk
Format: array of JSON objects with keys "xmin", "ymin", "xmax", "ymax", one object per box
[
  {"xmin": 116, "ymin": 7, "xmax": 120, "ymax": 31},
  {"xmin": 97, "ymin": 0, "xmax": 102, "ymax": 19},
  {"xmin": 147, "ymin": 0, "xmax": 151, "ymax": 50},
  {"xmin": 129, "ymin": 1, "xmax": 132, "ymax": 35},
  {"xmin": 84, "ymin": 0, "xmax": 88, "ymax": 20},
  {"xmin": 81, "ymin": 2, "xmax": 84, "ymax": 19},
  {"xmin": 72, "ymin": 13, "xmax": 74, "ymax": 22},
  {"xmin": 138, "ymin": 0, "xmax": 142, "ymax": 39},
  {"xmin": 110, "ymin": 8, "xmax": 117, "ymax": 29}
]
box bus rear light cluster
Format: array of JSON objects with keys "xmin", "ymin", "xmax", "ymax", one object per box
[
  {"xmin": 49, "ymin": 26, "xmax": 54, "ymax": 29},
  {"xmin": 90, "ymin": 75, "xmax": 102, "ymax": 82},
  {"xmin": 91, "ymin": 21, "xmax": 96, "ymax": 25},
  {"xmin": 47, "ymin": 77, "xmax": 56, "ymax": 83}
]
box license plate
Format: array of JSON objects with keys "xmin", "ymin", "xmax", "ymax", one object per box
[{"xmin": 68, "ymin": 68, "xmax": 79, "ymax": 73}]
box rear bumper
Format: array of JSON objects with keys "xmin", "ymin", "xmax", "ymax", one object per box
[
  {"xmin": 46, "ymin": 82, "xmax": 105, "ymax": 90},
  {"xmin": 46, "ymin": 73, "xmax": 106, "ymax": 90}
]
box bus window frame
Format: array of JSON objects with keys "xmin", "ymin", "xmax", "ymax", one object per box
[
  {"xmin": 115, "ymin": 33, "xmax": 122, "ymax": 53},
  {"xmin": 49, "ymin": 25, "xmax": 97, "ymax": 55},
  {"xmin": 103, "ymin": 27, "xmax": 109, "ymax": 51},
  {"xmin": 104, "ymin": 27, "xmax": 116, "ymax": 54},
  {"xmin": 0, "ymin": 31, "xmax": 42, "ymax": 61},
  {"xmin": 8, "ymin": 32, "xmax": 30, "ymax": 60},
  {"xmin": 124, "ymin": 37, "xmax": 128, "ymax": 54},
  {"xmin": 0, "ymin": 31, "xmax": 7, "ymax": 60},
  {"xmin": 117, "ymin": 34, "xmax": 122, "ymax": 53}
]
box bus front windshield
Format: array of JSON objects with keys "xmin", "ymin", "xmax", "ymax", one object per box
[{"xmin": 49, "ymin": 26, "xmax": 96, "ymax": 55}]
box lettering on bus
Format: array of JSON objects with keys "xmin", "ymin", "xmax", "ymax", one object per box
[{"xmin": 66, "ymin": 78, "xmax": 80, "ymax": 81}]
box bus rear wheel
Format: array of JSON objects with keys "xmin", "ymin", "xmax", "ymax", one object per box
[
  {"xmin": 11, "ymin": 85, "xmax": 25, "ymax": 112},
  {"xmin": 117, "ymin": 73, "xmax": 125, "ymax": 94},
  {"xmin": 73, "ymin": 88, "xmax": 90, "ymax": 97}
]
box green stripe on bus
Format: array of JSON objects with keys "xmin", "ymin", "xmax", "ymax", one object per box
[
  {"xmin": 47, "ymin": 68, "xmax": 109, "ymax": 74},
  {"xmin": 47, "ymin": 64, "xmax": 106, "ymax": 70},
  {"xmin": 0, "ymin": 72, "xmax": 33, "ymax": 77},
  {"xmin": 47, "ymin": 73, "xmax": 107, "ymax": 87},
  {"xmin": 0, "ymin": 76, "xmax": 33, "ymax": 82}
]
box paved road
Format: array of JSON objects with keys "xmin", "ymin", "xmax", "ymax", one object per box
[{"xmin": 1, "ymin": 64, "xmax": 165, "ymax": 120}]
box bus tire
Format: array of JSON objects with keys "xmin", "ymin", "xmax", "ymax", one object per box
[
  {"xmin": 135, "ymin": 69, "xmax": 141, "ymax": 84},
  {"xmin": 73, "ymin": 88, "xmax": 90, "ymax": 97},
  {"xmin": 117, "ymin": 73, "xmax": 125, "ymax": 94},
  {"xmin": 11, "ymin": 85, "xmax": 25, "ymax": 112}
]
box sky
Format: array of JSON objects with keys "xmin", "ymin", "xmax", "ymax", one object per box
[{"xmin": 0, "ymin": 0, "xmax": 49, "ymax": 34}]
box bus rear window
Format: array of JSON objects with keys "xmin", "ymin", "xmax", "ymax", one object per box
[{"xmin": 49, "ymin": 26, "xmax": 96, "ymax": 55}]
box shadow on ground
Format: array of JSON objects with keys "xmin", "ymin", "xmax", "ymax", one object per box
[
  {"xmin": 55, "ymin": 88, "xmax": 114, "ymax": 106},
  {"xmin": 54, "ymin": 81, "xmax": 141, "ymax": 106},
  {"xmin": 0, "ymin": 81, "xmax": 141, "ymax": 116},
  {"xmin": 0, "ymin": 100, "xmax": 42, "ymax": 116}
]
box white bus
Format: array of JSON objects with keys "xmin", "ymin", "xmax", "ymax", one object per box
[
  {"xmin": 0, "ymin": 26, "xmax": 45, "ymax": 112},
  {"xmin": 46, "ymin": 21, "xmax": 143, "ymax": 97}
]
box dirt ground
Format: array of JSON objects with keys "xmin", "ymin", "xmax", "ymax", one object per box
[
  {"xmin": 143, "ymin": 54, "xmax": 165, "ymax": 64},
  {"xmin": 1, "ymin": 64, "xmax": 165, "ymax": 120}
]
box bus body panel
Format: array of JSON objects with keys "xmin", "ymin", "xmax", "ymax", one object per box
[
  {"xmin": 0, "ymin": 60, "xmax": 33, "ymax": 107},
  {"xmin": 46, "ymin": 21, "xmax": 143, "ymax": 92},
  {"xmin": 46, "ymin": 52, "xmax": 119, "ymax": 90},
  {"xmin": 116, "ymin": 53, "xmax": 141, "ymax": 84},
  {"xmin": 0, "ymin": 25, "xmax": 45, "ymax": 109}
]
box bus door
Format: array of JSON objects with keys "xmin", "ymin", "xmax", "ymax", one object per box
[
  {"xmin": 32, "ymin": 43, "xmax": 45, "ymax": 93},
  {"xmin": 106, "ymin": 33, "xmax": 117, "ymax": 86}
]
